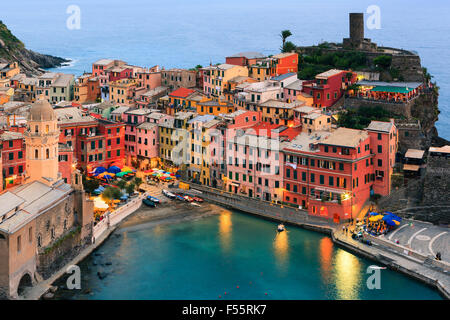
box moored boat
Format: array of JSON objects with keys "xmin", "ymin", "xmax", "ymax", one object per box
[
  {"xmin": 277, "ymin": 224, "xmax": 285, "ymax": 232},
  {"xmin": 162, "ymin": 189, "xmax": 176, "ymax": 199},
  {"xmin": 142, "ymin": 199, "xmax": 156, "ymax": 207},
  {"xmin": 147, "ymin": 195, "xmax": 160, "ymax": 203}
]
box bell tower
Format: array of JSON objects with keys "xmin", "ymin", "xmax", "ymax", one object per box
[{"xmin": 24, "ymin": 99, "xmax": 60, "ymax": 185}]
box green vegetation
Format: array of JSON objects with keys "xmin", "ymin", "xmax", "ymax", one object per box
[
  {"xmin": 43, "ymin": 226, "xmax": 81, "ymax": 255},
  {"xmin": 280, "ymin": 30, "xmax": 292, "ymax": 50},
  {"xmin": 373, "ymin": 55, "xmax": 392, "ymax": 69},
  {"xmin": 282, "ymin": 41, "xmax": 296, "ymax": 53},
  {"xmin": 298, "ymin": 48, "xmax": 367, "ymax": 80},
  {"xmin": 82, "ymin": 175, "xmax": 100, "ymax": 194},
  {"xmin": 337, "ymin": 106, "xmax": 400, "ymax": 130},
  {"xmin": 102, "ymin": 186, "xmax": 122, "ymax": 201},
  {"xmin": 0, "ymin": 21, "xmax": 24, "ymax": 49}
]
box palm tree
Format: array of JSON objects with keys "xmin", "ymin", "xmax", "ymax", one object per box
[{"xmin": 280, "ymin": 30, "xmax": 292, "ymax": 49}]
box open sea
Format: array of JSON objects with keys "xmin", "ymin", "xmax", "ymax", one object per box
[{"xmin": 2, "ymin": 0, "xmax": 450, "ymax": 139}]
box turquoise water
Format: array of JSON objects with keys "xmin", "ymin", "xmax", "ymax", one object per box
[
  {"xmin": 58, "ymin": 208, "xmax": 442, "ymax": 300},
  {"xmin": 1, "ymin": 0, "xmax": 450, "ymax": 139}
]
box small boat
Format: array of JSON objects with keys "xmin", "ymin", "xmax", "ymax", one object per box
[
  {"xmin": 142, "ymin": 199, "xmax": 156, "ymax": 207},
  {"xmin": 147, "ymin": 195, "xmax": 160, "ymax": 203},
  {"xmin": 183, "ymin": 195, "xmax": 194, "ymax": 202},
  {"xmin": 193, "ymin": 197, "xmax": 204, "ymax": 203},
  {"xmin": 277, "ymin": 224, "xmax": 285, "ymax": 232},
  {"xmin": 174, "ymin": 194, "xmax": 185, "ymax": 201},
  {"xmin": 162, "ymin": 189, "xmax": 176, "ymax": 199}
]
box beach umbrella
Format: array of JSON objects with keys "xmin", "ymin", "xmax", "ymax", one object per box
[
  {"xmin": 94, "ymin": 167, "xmax": 106, "ymax": 174},
  {"xmin": 369, "ymin": 215, "xmax": 383, "ymax": 222},
  {"xmin": 368, "ymin": 212, "xmax": 379, "ymax": 216},
  {"xmin": 108, "ymin": 166, "xmax": 121, "ymax": 174},
  {"xmin": 111, "ymin": 162, "xmax": 124, "ymax": 169},
  {"xmin": 103, "ymin": 174, "xmax": 113, "ymax": 180},
  {"xmin": 116, "ymin": 172, "xmax": 127, "ymax": 178}
]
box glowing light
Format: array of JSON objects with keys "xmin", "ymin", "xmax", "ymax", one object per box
[
  {"xmin": 273, "ymin": 231, "xmax": 289, "ymax": 270},
  {"xmin": 219, "ymin": 210, "xmax": 232, "ymax": 253},
  {"xmin": 334, "ymin": 250, "xmax": 362, "ymax": 300}
]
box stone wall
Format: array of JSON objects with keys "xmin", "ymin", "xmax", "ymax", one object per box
[
  {"xmin": 422, "ymin": 157, "xmax": 450, "ymax": 207},
  {"xmin": 36, "ymin": 227, "xmax": 85, "ymax": 279}
]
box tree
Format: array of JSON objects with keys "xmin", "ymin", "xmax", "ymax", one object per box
[
  {"xmin": 280, "ymin": 30, "xmax": 292, "ymax": 50},
  {"xmin": 282, "ymin": 41, "xmax": 296, "ymax": 53},
  {"xmin": 134, "ymin": 177, "xmax": 143, "ymax": 188},
  {"xmin": 125, "ymin": 183, "xmax": 135, "ymax": 195},
  {"xmin": 82, "ymin": 175, "xmax": 99, "ymax": 194},
  {"xmin": 102, "ymin": 187, "xmax": 122, "ymax": 202},
  {"xmin": 115, "ymin": 179, "xmax": 127, "ymax": 190},
  {"xmin": 373, "ymin": 55, "xmax": 392, "ymax": 69}
]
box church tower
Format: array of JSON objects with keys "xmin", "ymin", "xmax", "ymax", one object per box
[{"xmin": 24, "ymin": 99, "xmax": 60, "ymax": 185}]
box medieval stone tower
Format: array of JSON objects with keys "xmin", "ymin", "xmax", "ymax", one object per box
[
  {"xmin": 349, "ymin": 13, "xmax": 364, "ymax": 43},
  {"xmin": 24, "ymin": 99, "xmax": 60, "ymax": 185}
]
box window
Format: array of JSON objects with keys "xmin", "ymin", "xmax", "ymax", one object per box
[
  {"xmin": 35, "ymin": 149, "xmax": 38, "ymax": 159},
  {"xmin": 311, "ymin": 173, "xmax": 315, "ymax": 183},
  {"xmin": 377, "ymin": 145, "xmax": 382, "ymax": 153},
  {"xmin": 17, "ymin": 236, "xmax": 21, "ymax": 253},
  {"xmin": 8, "ymin": 152, "xmax": 13, "ymax": 160},
  {"xmin": 29, "ymin": 227, "xmax": 33, "ymax": 243},
  {"xmin": 18, "ymin": 151, "xmax": 23, "ymax": 159},
  {"xmin": 319, "ymin": 175, "xmax": 324, "ymax": 185},
  {"xmin": 378, "ymin": 159, "xmax": 382, "ymax": 167}
]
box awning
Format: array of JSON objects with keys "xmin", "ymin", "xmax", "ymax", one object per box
[
  {"xmin": 403, "ymin": 164, "xmax": 420, "ymax": 171},
  {"xmin": 369, "ymin": 86, "xmax": 414, "ymax": 94}
]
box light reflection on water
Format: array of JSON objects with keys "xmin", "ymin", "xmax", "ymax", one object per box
[
  {"xmin": 218, "ymin": 210, "xmax": 232, "ymax": 253},
  {"xmin": 273, "ymin": 231, "xmax": 289, "ymax": 271},
  {"xmin": 334, "ymin": 250, "xmax": 362, "ymax": 300},
  {"xmin": 319, "ymin": 237, "xmax": 333, "ymax": 283}
]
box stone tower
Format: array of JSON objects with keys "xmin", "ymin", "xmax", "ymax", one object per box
[
  {"xmin": 343, "ymin": 12, "xmax": 377, "ymax": 52},
  {"xmin": 349, "ymin": 13, "xmax": 364, "ymax": 43},
  {"xmin": 24, "ymin": 99, "xmax": 60, "ymax": 185}
]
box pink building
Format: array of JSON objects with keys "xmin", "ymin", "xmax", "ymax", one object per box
[
  {"xmin": 136, "ymin": 112, "xmax": 173, "ymax": 161},
  {"xmin": 136, "ymin": 67, "xmax": 162, "ymax": 90},
  {"xmin": 123, "ymin": 108, "xmax": 153, "ymax": 157},
  {"xmin": 225, "ymin": 122, "xmax": 300, "ymax": 202}
]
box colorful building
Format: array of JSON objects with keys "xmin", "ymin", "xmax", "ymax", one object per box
[
  {"xmin": 74, "ymin": 73, "xmax": 101, "ymax": 103},
  {"xmin": 226, "ymin": 123, "xmax": 300, "ymax": 201},
  {"xmin": 225, "ymin": 52, "xmax": 265, "ymax": 67},
  {"xmin": 302, "ymin": 69, "xmax": 357, "ymax": 109},
  {"xmin": 202, "ymin": 64, "xmax": 248, "ymax": 98},
  {"xmin": 282, "ymin": 122, "xmax": 397, "ymax": 221},
  {"xmin": 0, "ymin": 129, "xmax": 26, "ymax": 188},
  {"xmin": 161, "ymin": 69, "xmax": 197, "ymax": 91},
  {"xmin": 55, "ymin": 107, "xmax": 125, "ymax": 171},
  {"xmin": 109, "ymin": 79, "xmax": 139, "ymax": 105}
]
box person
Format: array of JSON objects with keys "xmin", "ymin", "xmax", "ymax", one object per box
[{"xmin": 436, "ymin": 252, "xmax": 442, "ymax": 261}]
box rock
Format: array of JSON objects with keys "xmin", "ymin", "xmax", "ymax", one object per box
[
  {"xmin": 49, "ymin": 286, "xmax": 58, "ymax": 293},
  {"xmin": 83, "ymin": 288, "xmax": 92, "ymax": 295},
  {"xmin": 42, "ymin": 292, "xmax": 54, "ymax": 300},
  {"xmin": 97, "ymin": 272, "xmax": 108, "ymax": 280}
]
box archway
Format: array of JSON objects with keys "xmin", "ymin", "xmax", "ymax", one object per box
[{"xmin": 17, "ymin": 273, "xmax": 33, "ymax": 296}]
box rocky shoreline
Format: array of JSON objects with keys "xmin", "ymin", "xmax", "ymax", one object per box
[{"xmin": 0, "ymin": 21, "xmax": 70, "ymax": 75}]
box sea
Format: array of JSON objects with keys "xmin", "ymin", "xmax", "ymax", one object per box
[
  {"xmin": 2, "ymin": 0, "xmax": 450, "ymax": 139},
  {"xmin": 54, "ymin": 207, "xmax": 442, "ymax": 300}
]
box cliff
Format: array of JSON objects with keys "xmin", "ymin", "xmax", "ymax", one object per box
[{"xmin": 0, "ymin": 21, "xmax": 69, "ymax": 75}]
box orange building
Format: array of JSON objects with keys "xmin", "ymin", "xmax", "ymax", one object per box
[{"xmin": 74, "ymin": 73, "xmax": 101, "ymax": 103}]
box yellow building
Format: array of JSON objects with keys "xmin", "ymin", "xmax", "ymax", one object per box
[
  {"xmin": 248, "ymin": 63, "xmax": 270, "ymax": 81},
  {"xmin": 258, "ymin": 99, "xmax": 304, "ymax": 126},
  {"xmin": 0, "ymin": 62, "xmax": 20, "ymax": 80},
  {"xmin": 109, "ymin": 79, "xmax": 138, "ymax": 105},
  {"xmin": 186, "ymin": 114, "xmax": 220, "ymax": 185},
  {"xmin": 196, "ymin": 99, "xmax": 235, "ymax": 116},
  {"xmin": 202, "ymin": 64, "xmax": 248, "ymax": 99},
  {"xmin": 167, "ymin": 87, "xmax": 207, "ymax": 115}
]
